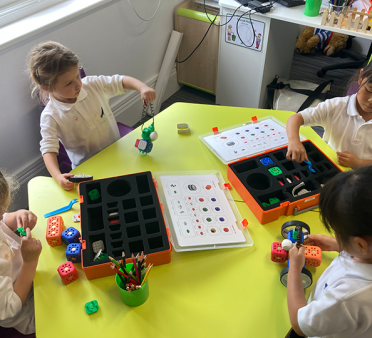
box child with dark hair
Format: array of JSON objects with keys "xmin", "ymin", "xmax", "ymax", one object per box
[
  {"xmin": 286, "ymin": 65, "xmax": 372, "ymax": 168},
  {"xmin": 287, "ymin": 166, "xmax": 372, "ymax": 337}
]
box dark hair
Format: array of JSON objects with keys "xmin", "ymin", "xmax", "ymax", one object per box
[
  {"xmin": 347, "ymin": 61, "xmax": 372, "ymax": 95},
  {"xmin": 319, "ymin": 166, "xmax": 372, "ymax": 248}
]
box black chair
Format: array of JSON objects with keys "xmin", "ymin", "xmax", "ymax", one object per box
[{"xmin": 317, "ymin": 40, "xmax": 372, "ymax": 77}]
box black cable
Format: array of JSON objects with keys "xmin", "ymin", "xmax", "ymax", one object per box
[
  {"xmin": 204, "ymin": 0, "xmax": 244, "ymax": 27},
  {"xmin": 236, "ymin": 8, "xmax": 257, "ymax": 48},
  {"xmin": 176, "ymin": 9, "xmax": 219, "ymax": 63}
]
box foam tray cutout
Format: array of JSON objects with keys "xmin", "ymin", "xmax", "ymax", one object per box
[{"xmin": 79, "ymin": 172, "xmax": 170, "ymax": 268}]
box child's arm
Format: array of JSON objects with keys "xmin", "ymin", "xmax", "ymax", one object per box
[
  {"xmin": 336, "ymin": 151, "xmax": 372, "ymax": 168},
  {"xmin": 13, "ymin": 228, "xmax": 42, "ymax": 305},
  {"xmin": 122, "ymin": 76, "xmax": 156, "ymax": 107},
  {"xmin": 43, "ymin": 153, "xmax": 74, "ymax": 191},
  {"xmin": 3, "ymin": 211, "xmax": 37, "ymax": 232},
  {"xmin": 287, "ymin": 245, "xmax": 307, "ymax": 337},
  {"xmin": 286, "ymin": 113, "xmax": 309, "ymax": 163},
  {"xmin": 304, "ymin": 234, "xmax": 340, "ymax": 252}
]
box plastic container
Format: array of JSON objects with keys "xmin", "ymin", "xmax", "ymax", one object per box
[
  {"xmin": 328, "ymin": 2, "xmax": 349, "ymax": 16},
  {"xmin": 115, "ymin": 263, "xmax": 149, "ymax": 307},
  {"xmin": 304, "ymin": 0, "xmax": 322, "ymax": 16}
]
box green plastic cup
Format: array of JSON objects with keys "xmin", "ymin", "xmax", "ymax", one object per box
[
  {"xmin": 115, "ymin": 263, "xmax": 149, "ymax": 307},
  {"xmin": 304, "ymin": 0, "xmax": 322, "ymax": 17}
]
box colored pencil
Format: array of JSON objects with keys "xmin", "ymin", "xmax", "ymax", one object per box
[
  {"xmin": 108, "ymin": 256, "xmax": 122, "ymax": 269},
  {"xmin": 110, "ymin": 264, "xmax": 137, "ymax": 283},
  {"xmin": 141, "ymin": 263, "xmax": 153, "ymax": 286},
  {"xmin": 132, "ymin": 257, "xmax": 140, "ymax": 282}
]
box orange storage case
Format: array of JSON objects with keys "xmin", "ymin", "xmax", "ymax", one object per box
[
  {"xmin": 46, "ymin": 216, "xmax": 65, "ymax": 246},
  {"xmin": 79, "ymin": 171, "xmax": 172, "ymax": 280},
  {"xmin": 227, "ymin": 140, "xmax": 342, "ymax": 224}
]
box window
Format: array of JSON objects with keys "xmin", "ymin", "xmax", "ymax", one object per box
[{"xmin": 0, "ymin": 0, "xmax": 66, "ymax": 27}]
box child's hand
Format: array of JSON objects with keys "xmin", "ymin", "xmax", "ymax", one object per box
[
  {"xmin": 336, "ymin": 151, "xmax": 361, "ymax": 168},
  {"xmin": 16, "ymin": 210, "xmax": 37, "ymax": 231},
  {"xmin": 289, "ymin": 245, "xmax": 306, "ymax": 272},
  {"xmin": 304, "ymin": 234, "xmax": 340, "ymax": 252},
  {"xmin": 286, "ymin": 141, "xmax": 309, "ymax": 163},
  {"xmin": 140, "ymin": 87, "xmax": 156, "ymax": 107},
  {"xmin": 56, "ymin": 173, "xmax": 75, "ymax": 191},
  {"xmin": 21, "ymin": 228, "xmax": 42, "ymax": 265}
]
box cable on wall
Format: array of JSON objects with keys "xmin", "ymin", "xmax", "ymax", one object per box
[{"xmin": 127, "ymin": 0, "xmax": 161, "ymax": 21}]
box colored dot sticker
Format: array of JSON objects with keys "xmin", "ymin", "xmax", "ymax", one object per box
[
  {"xmin": 206, "ymin": 218, "xmax": 212, "ymax": 222},
  {"xmin": 215, "ymin": 207, "xmax": 220, "ymax": 211},
  {"xmin": 260, "ymin": 131, "xmax": 265, "ymax": 133},
  {"xmin": 202, "ymin": 208, "xmax": 208, "ymax": 212},
  {"xmin": 251, "ymin": 134, "xmax": 255, "ymax": 136},
  {"xmin": 255, "ymin": 127, "xmax": 259, "ymax": 129},
  {"xmin": 199, "ymin": 198, "xmax": 204, "ymax": 202},
  {"xmin": 219, "ymin": 217, "xmax": 225, "ymax": 222},
  {"xmin": 235, "ymin": 132, "xmax": 240, "ymax": 135},
  {"xmin": 211, "ymin": 198, "xmax": 216, "ymax": 202},
  {"xmin": 245, "ymin": 130, "xmax": 249, "ymax": 132},
  {"xmin": 223, "ymin": 228, "xmax": 229, "ymax": 233}
]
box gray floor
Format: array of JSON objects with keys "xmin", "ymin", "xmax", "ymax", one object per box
[{"xmin": 137, "ymin": 50, "xmax": 365, "ymax": 135}]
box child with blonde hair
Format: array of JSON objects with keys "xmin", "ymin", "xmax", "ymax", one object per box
[
  {"xmin": 287, "ymin": 166, "xmax": 372, "ymax": 337},
  {"xmin": 29, "ymin": 41, "xmax": 156, "ymax": 190},
  {"xmin": 0, "ymin": 171, "xmax": 41, "ymax": 334},
  {"xmin": 286, "ymin": 64, "xmax": 372, "ymax": 168}
]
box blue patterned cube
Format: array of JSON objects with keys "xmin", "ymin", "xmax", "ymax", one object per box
[
  {"xmin": 66, "ymin": 243, "xmax": 82, "ymax": 263},
  {"xmin": 260, "ymin": 157, "xmax": 273, "ymax": 166},
  {"xmin": 61, "ymin": 227, "xmax": 81, "ymax": 245}
]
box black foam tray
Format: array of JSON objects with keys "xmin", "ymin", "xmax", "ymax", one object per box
[
  {"xmin": 79, "ymin": 171, "xmax": 170, "ymax": 268},
  {"xmin": 228, "ymin": 141, "xmax": 342, "ymax": 210}
]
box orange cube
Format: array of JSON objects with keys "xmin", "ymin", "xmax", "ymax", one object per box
[
  {"xmin": 304, "ymin": 245, "xmax": 322, "ymax": 267},
  {"xmin": 46, "ymin": 216, "xmax": 65, "ymax": 246}
]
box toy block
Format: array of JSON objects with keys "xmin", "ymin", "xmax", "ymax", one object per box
[
  {"xmin": 260, "ymin": 157, "xmax": 273, "ymax": 166},
  {"xmin": 57, "ymin": 261, "xmax": 79, "ymax": 285},
  {"xmin": 66, "ymin": 243, "xmax": 82, "ymax": 263},
  {"xmin": 135, "ymin": 139, "xmax": 153, "ymax": 154},
  {"xmin": 251, "ymin": 116, "xmax": 258, "ymax": 123},
  {"xmin": 241, "ymin": 219, "xmax": 248, "ymax": 228},
  {"xmin": 61, "ymin": 227, "xmax": 81, "ymax": 245},
  {"xmin": 88, "ymin": 189, "xmax": 100, "ymax": 201},
  {"xmin": 271, "ymin": 242, "xmax": 287, "ymax": 263},
  {"xmin": 223, "ymin": 183, "xmax": 231, "ymax": 190},
  {"xmin": 85, "ymin": 300, "xmax": 99, "ymax": 314},
  {"xmin": 46, "ymin": 216, "xmax": 65, "ymax": 247},
  {"xmin": 268, "ymin": 166, "xmax": 282, "ymax": 176},
  {"xmin": 304, "ymin": 245, "xmax": 322, "ymax": 267},
  {"xmin": 212, "ymin": 127, "xmax": 218, "ymax": 134}
]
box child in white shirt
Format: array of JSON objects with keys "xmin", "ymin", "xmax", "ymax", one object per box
[
  {"xmin": 286, "ymin": 66, "xmax": 372, "ymax": 168},
  {"xmin": 287, "ymin": 166, "xmax": 372, "ymax": 337},
  {"xmin": 28, "ymin": 41, "xmax": 156, "ymax": 190},
  {"xmin": 0, "ymin": 171, "xmax": 41, "ymax": 334}
]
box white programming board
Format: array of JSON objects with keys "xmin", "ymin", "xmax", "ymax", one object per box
[
  {"xmin": 157, "ymin": 174, "xmax": 247, "ymax": 249},
  {"xmin": 199, "ymin": 117, "xmax": 304, "ymax": 165}
]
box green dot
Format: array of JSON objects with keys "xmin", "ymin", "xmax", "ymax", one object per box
[
  {"xmin": 206, "ymin": 218, "xmax": 212, "ymax": 222},
  {"xmin": 251, "ymin": 134, "xmax": 255, "ymax": 136},
  {"xmin": 203, "ymin": 208, "xmax": 208, "ymax": 212},
  {"xmin": 260, "ymin": 131, "xmax": 265, "ymax": 133}
]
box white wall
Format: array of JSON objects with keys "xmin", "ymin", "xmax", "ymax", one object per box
[{"xmin": 0, "ymin": 0, "xmax": 184, "ymax": 209}]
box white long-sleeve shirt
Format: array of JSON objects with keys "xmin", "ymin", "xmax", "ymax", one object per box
[
  {"xmin": 0, "ymin": 217, "xmax": 35, "ymax": 334},
  {"xmin": 300, "ymin": 94, "xmax": 372, "ymax": 160},
  {"xmin": 40, "ymin": 75, "xmax": 126, "ymax": 169}
]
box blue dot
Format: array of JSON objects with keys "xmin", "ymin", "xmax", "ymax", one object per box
[
  {"xmin": 245, "ymin": 130, "xmax": 249, "ymax": 132},
  {"xmin": 235, "ymin": 132, "xmax": 240, "ymax": 135},
  {"xmin": 219, "ymin": 217, "xmax": 225, "ymax": 222},
  {"xmin": 255, "ymin": 127, "xmax": 259, "ymax": 129},
  {"xmin": 215, "ymin": 207, "xmax": 220, "ymax": 211},
  {"xmin": 211, "ymin": 198, "xmax": 216, "ymax": 202}
]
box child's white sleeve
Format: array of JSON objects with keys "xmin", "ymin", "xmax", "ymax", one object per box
[
  {"xmin": 40, "ymin": 114, "xmax": 60, "ymax": 155},
  {"xmin": 297, "ymin": 289, "xmax": 356, "ymax": 337},
  {"xmin": 92, "ymin": 75, "xmax": 126, "ymax": 99},
  {"xmin": 299, "ymin": 100, "xmax": 331, "ymax": 128},
  {"xmin": 0, "ymin": 244, "xmax": 22, "ymax": 321}
]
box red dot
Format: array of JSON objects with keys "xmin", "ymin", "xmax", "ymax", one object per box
[
  {"xmin": 198, "ymin": 226, "xmax": 201, "ymax": 229},
  {"xmin": 192, "ymin": 208, "xmax": 195, "ymax": 211},
  {"xmin": 196, "ymin": 219, "xmax": 199, "ymax": 223},
  {"xmin": 264, "ymin": 125, "xmax": 268, "ymax": 127},
  {"xmin": 188, "ymin": 197, "xmax": 191, "ymax": 200},
  {"xmin": 200, "ymin": 232, "xmax": 204, "ymax": 235},
  {"xmin": 199, "ymin": 198, "xmax": 204, "ymax": 202},
  {"xmin": 223, "ymin": 227, "xmax": 229, "ymax": 232}
]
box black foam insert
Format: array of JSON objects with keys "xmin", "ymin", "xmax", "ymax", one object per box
[
  {"xmin": 228, "ymin": 141, "xmax": 342, "ymax": 211},
  {"xmin": 79, "ymin": 171, "xmax": 170, "ymax": 268}
]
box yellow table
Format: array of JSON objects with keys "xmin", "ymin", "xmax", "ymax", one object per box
[{"xmin": 29, "ymin": 103, "xmax": 340, "ymax": 338}]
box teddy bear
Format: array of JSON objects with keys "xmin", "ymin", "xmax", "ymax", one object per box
[{"xmin": 295, "ymin": 26, "xmax": 349, "ymax": 56}]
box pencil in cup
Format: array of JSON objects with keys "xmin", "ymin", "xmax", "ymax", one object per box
[
  {"xmin": 115, "ymin": 262, "xmax": 150, "ymax": 307},
  {"xmin": 328, "ymin": 0, "xmax": 350, "ymax": 16}
]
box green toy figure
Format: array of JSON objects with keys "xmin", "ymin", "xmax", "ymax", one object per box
[{"xmin": 135, "ymin": 103, "xmax": 158, "ymax": 154}]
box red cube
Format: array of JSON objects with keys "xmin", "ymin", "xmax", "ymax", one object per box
[
  {"xmin": 271, "ymin": 242, "xmax": 287, "ymax": 263},
  {"xmin": 57, "ymin": 261, "xmax": 78, "ymax": 285},
  {"xmin": 212, "ymin": 127, "xmax": 219, "ymax": 134}
]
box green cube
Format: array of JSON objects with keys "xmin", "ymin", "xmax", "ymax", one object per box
[
  {"xmin": 85, "ymin": 300, "xmax": 99, "ymax": 314},
  {"xmin": 88, "ymin": 189, "xmax": 100, "ymax": 201},
  {"xmin": 268, "ymin": 167, "xmax": 282, "ymax": 176}
]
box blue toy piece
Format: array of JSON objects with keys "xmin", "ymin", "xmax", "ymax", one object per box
[
  {"xmin": 287, "ymin": 229, "xmax": 304, "ymax": 244},
  {"xmin": 135, "ymin": 139, "xmax": 153, "ymax": 154},
  {"xmin": 66, "ymin": 243, "xmax": 82, "ymax": 263},
  {"xmin": 260, "ymin": 157, "xmax": 274, "ymax": 166},
  {"xmin": 61, "ymin": 227, "xmax": 81, "ymax": 245},
  {"xmin": 303, "ymin": 160, "xmax": 316, "ymax": 173}
]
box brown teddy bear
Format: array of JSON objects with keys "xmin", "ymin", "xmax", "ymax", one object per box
[{"xmin": 295, "ymin": 26, "xmax": 349, "ymax": 56}]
